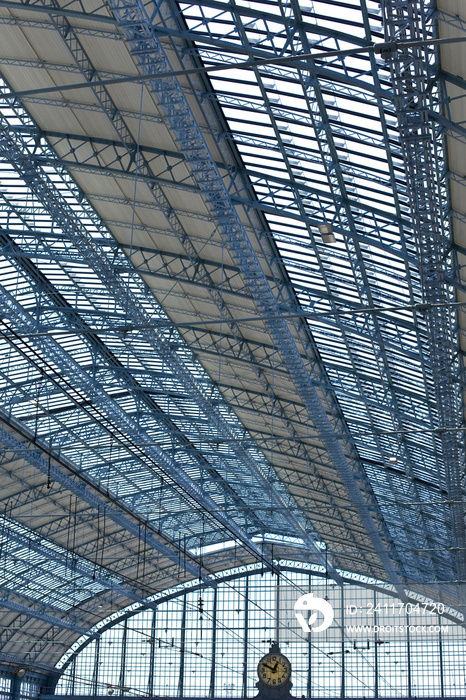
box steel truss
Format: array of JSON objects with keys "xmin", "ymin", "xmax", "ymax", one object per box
[
  {"xmin": 0, "ymin": 0, "xmax": 464, "ymax": 671},
  {"xmin": 0, "ymin": 64, "xmax": 343, "ymax": 612},
  {"xmin": 381, "ymin": 0, "xmax": 466, "ymax": 586},
  {"xmin": 104, "ymin": 0, "xmax": 412, "ymax": 597},
  {"xmin": 0, "ymin": 92, "xmax": 320, "ymax": 562}
]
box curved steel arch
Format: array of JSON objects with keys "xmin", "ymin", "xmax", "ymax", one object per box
[{"xmin": 56, "ymin": 561, "xmax": 465, "ymax": 673}]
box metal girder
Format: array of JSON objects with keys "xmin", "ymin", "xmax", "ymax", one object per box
[
  {"xmin": 41, "ymin": 129, "xmax": 227, "ymax": 173},
  {"xmin": 0, "ymin": 14, "xmax": 120, "ymax": 40},
  {"xmin": 0, "ymin": 458, "xmax": 202, "ymax": 594},
  {"xmin": 122, "ymin": 236, "xmax": 415, "ymax": 282},
  {"xmin": 231, "ymin": 173, "xmax": 411, "ymax": 229},
  {"xmin": 30, "ymin": 153, "xmax": 200, "ymax": 196},
  {"xmin": 0, "ymin": 231, "xmax": 258, "ymax": 306},
  {"xmin": 1, "ymin": 340, "xmax": 360, "ymax": 500},
  {"xmin": 0, "ymin": 596, "xmax": 98, "ymax": 638},
  {"xmin": 442, "ymin": 70, "xmax": 466, "ymax": 93},
  {"xmin": 119, "ymin": 246, "xmax": 255, "ymax": 300},
  {"xmin": 0, "ymin": 468, "xmax": 162, "ymax": 579},
  {"xmin": 1, "ymin": 231, "xmax": 423, "ymax": 348},
  {"xmin": 0, "ymin": 0, "xmax": 404, "ymax": 584},
  {"xmin": 0, "ymin": 0, "xmax": 116, "ymax": 23},
  {"xmin": 0, "ymin": 253, "xmax": 307, "ymax": 556},
  {"xmin": 5, "ymin": 0, "xmax": 412, "ymax": 478},
  {"xmin": 174, "ymin": 0, "xmax": 440, "ymax": 584},
  {"xmin": 436, "ymin": 8, "xmax": 466, "ymax": 36},
  {"xmin": 1, "ymin": 515, "xmax": 172, "ymax": 613},
  {"xmin": 159, "ymin": 0, "xmax": 448, "ymax": 584},
  {"xmin": 0, "ymin": 246, "xmax": 288, "ymax": 568},
  {"xmin": 179, "ymin": 307, "xmax": 428, "ymax": 367},
  {"xmin": 429, "ymin": 109, "xmax": 466, "ymax": 142},
  {"xmin": 107, "ymin": 0, "xmax": 407, "ymax": 595},
  {"xmin": 272, "ymin": 0, "xmax": 440, "ymax": 583},
  {"xmin": 0, "ymin": 0, "xmax": 456, "ymax": 599},
  {"xmin": 0, "ymin": 652, "xmax": 63, "ymax": 674},
  {"xmin": 0, "ymin": 520, "xmax": 111, "ymax": 611},
  {"xmin": 4, "ymin": 96, "xmax": 166, "ymax": 129},
  {"xmin": 162, "ymin": 0, "xmax": 366, "ymax": 47},
  {"xmin": 381, "ymin": 0, "xmax": 466, "ymax": 585},
  {"xmin": 0, "ymin": 42, "xmax": 394, "ymax": 107},
  {"xmin": 215, "ymin": 381, "xmax": 437, "ymax": 453},
  {"xmin": 0, "ymin": 419, "xmax": 206, "ymax": 581}
]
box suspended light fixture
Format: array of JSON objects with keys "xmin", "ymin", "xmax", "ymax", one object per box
[{"xmin": 318, "ymin": 223, "xmax": 336, "ymax": 244}]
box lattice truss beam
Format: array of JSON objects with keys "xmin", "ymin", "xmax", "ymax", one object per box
[{"xmin": 0, "ymin": 0, "xmax": 463, "ymax": 666}]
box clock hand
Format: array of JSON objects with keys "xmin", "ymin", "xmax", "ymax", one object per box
[
  {"xmin": 272, "ymin": 662, "xmax": 278, "ymax": 673},
  {"xmin": 262, "ymin": 663, "xmax": 277, "ymax": 671}
]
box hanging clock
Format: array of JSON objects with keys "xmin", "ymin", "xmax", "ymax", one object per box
[
  {"xmin": 257, "ymin": 650, "xmax": 291, "ymax": 687},
  {"xmin": 256, "ymin": 643, "xmax": 293, "ymax": 699}
]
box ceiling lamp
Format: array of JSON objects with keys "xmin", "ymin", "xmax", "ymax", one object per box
[{"xmin": 318, "ymin": 223, "xmax": 336, "ymax": 244}]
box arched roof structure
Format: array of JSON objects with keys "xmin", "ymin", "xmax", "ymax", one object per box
[{"xmin": 0, "ymin": 0, "xmax": 465, "ymax": 680}]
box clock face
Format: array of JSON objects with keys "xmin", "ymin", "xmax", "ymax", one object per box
[{"xmin": 257, "ymin": 652, "xmax": 291, "ymax": 687}]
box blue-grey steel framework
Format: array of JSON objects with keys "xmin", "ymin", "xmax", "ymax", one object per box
[
  {"xmin": 0, "ymin": 0, "xmax": 463, "ymax": 676},
  {"xmin": 380, "ymin": 0, "xmax": 466, "ymax": 582}
]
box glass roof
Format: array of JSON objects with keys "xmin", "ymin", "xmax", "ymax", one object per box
[
  {"xmin": 0, "ymin": 0, "xmax": 463, "ymax": 668},
  {"xmin": 175, "ymin": 0, "xmax": 456, "ymax": 581}
]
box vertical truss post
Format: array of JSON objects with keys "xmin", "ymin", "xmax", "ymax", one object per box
[
  {"xmin": 381, "ymin": 0, "xmax": 466, "ymax": 586},
  {"xmin": 148, "ymin": 609, "xmax": 157, "ymax": 696},
  {"xmin": 92, "ymin": 637, "xmax": 100, "ymax": 696},
  {"xmin": 243, "ymin": 577, "xmax": 249, "ymax": 698},
  {"xmin": 118, "ymin": 618, "xmax": 127, "ymax": 691}
]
